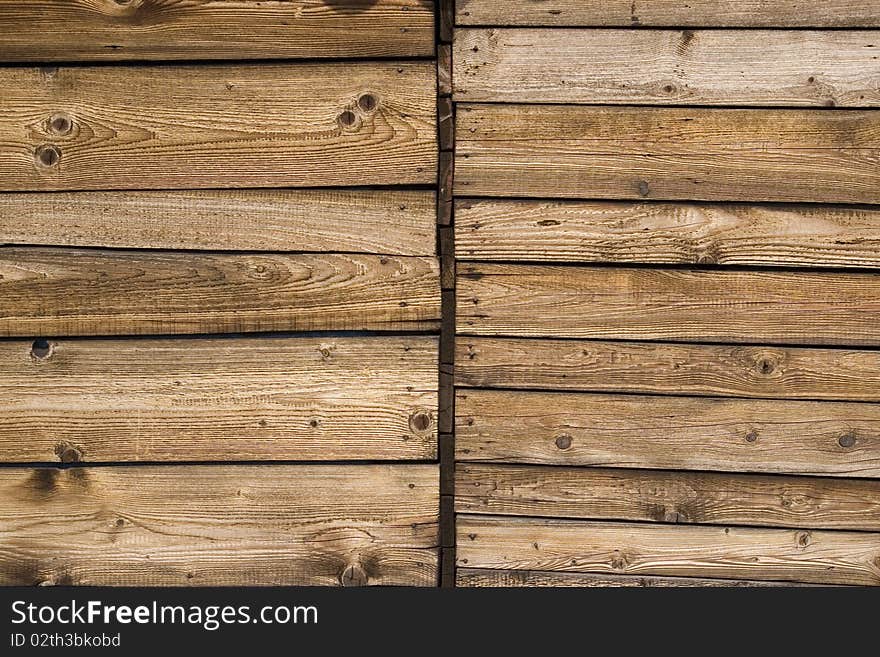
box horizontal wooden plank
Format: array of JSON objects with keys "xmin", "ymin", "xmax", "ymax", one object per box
[
  {"xmin": 455, "ymin": 200, "xmax": 880, "ymax": 268},
  {"xmin": 456, "ymin": 568, "xmax": 812, "ymax": 587},
  {"xmin": 456, "ymin": 463, "xmax": 880, "ymax": 530},
  {"xmin": 455, "ymin": 29, "xmax": 880, "ymax": 107},
  {"xmin": 456, "ymin": 337, "xmax": 880, "ymax": 402},
  {"xmin": 456, "ymin": 389, "xmax": 880, "ymax": 477},
  {"xmin": 0, "ymin": 62, "xmax": 436, "ymax": 191},
  {"xmin": 456, "ymin": 0, "xmax": 880, "ymax": 27},
  {"xmin": 0, "ymin": 248, "xmax": 440, "ymax": 336},
  {"xmin": 0, "ymin": 189, "xmax": 436, "ymax": 255},
  {"xmin": 0, "ymin": 0, "xmax": 435, "ymax": 61},
  {"xmin": 0, "ymin": 464, "xmax": 438, "ymax": 586},
  {"xmin": 0, "ymin": 335, "xmax": 437, "ymax": 463},
  {"xmin": 457, "ymin": 515, "xmax": 880, "ymax": 586},
  {"xmin": 455, "ymin": 104, "xmax": 880, "ymax": 203},
  {"xmin": 457, "ymin": 264, "xmax": 880, "ymax": 346}
]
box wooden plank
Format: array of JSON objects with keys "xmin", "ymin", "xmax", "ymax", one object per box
[
  {"xmin": 455, "ymin": 199, "xmax": 880, "ymax": 268},
  {"xmin": 456, "ymin": 0, "xmax": 880, "ymax": 27},
  {"xmin": 456, "ymin": 569, "xmax": 812, "ymax": 587},
  {"xmin": 0, "ymin": 335, "xmax": 437, "ymax": 463},
  {"xmin": 455, "ymin": 29, "xmax": 880, "ymax": 107},
  {"xmin": 456, "ymin": 337, "xmax": 880, "ymax": 402},
  {"xmin": 0, "ymin": 248, "xmax": 440, "ymax": 336},
  {"xmin": 0, "ymin": 63, "xmax": 436, "ymax": 191},
  {"xmin": 456, "ymin": 389, "xmax": 880, "ymax": 478},
  {"xmin": 0, "ymin": 189, "xmax": 435, "ymax": 255},
  {"xmin": 457, "ymin": 264, "xmax": 880, "ymax": 346},
  {"xmin": 0, "ymin": 0, "xmax": 434, "ymax": 61},
  {"xmin": 455, "ymin": 104, "xmax": 880, "ymax": 203},
  {"xmin": 457, "ymin": 515, "xmax": 880, "ymax": 586},
  {"xmin": 456, "ymin": 463, "xmax": 880, "ymax": 530},
  {"xmin": 0, "ymin": 464, "xmax": 438, "ymax": 586}
]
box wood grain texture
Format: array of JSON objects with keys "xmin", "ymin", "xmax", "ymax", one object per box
[
  {"xmin": 0, "ymin": 248, "xmax": 440, "ymax": 336},
  {"xmin": 456, "ymin": 389, "xmax": 880, "ymax": 477},
  {"xmin": 455, "ymin": 29, "xmax": 880, "ymax": 107},
  {"xmin": 455, "ymin": 200, "xmax": 880, "ymax": 268},
  {"xmin": 0, "ymin": 464, "xmax": 439, "ymax": 586},
  {"xmin": 456, "ymin": 568, "xmax": 812, "ymax": 587},
  {"xmin": 455, "ymin": 104, "xmax": 880, "ymax": 203},
  {"xmin": 456, "ymin": 0, "xmax": 880, "ymax": 27},
  {"xmin": 457, "ymin": 264, "xmax": 880, "ymax": 346},
  {"xmin": 0, "ymin": 0, "xmax": 435, "ymax": 61},
  {"xmin": 457, "ymin": 515, "xmax": 880, "ymax": 586},
  {"xmin": 0, "ymin": 63, "xmax": 436, "ymax": 191},
  {"xmin": 456, "ymin": 463, "xmax": 880, "ymax": 530},
  {"xmin": 0, "ymin": 335, "xmax": 437, "ymax": 463},
  {"xmin": 0, "ymin": 189, "xmax": 436, "ymax": 255},
  {"xmin": 456, "ymin": 337, "xmax": 880, "ymax": 402}
]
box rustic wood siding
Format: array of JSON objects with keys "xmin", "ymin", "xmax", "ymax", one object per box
[
  {"xmin": 0, "ymin": 3, "xmax": 439, "ymax": 586},
  {"xmin": 453, "ymin": 1, "xmax": 880, "ymax": 587}
]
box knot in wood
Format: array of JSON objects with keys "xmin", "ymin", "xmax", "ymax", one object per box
[
  {"xmin": 30, "ymin": 338, "xmax": 52, "ymax": 360},
  {"xmin": 48, "ymin": 113, "xmax": 73, "ymax": 136},
  {"xmin": 54, "ymin": 442, "xmax": 82, "ymax": 463},
  {"xmin": 409, "ymin": 410, "xmax": 433, "ymax": 432},
  {"xmin": 339, "ymin": 564, "xmax": 368, "ymax": 587},
  {"xmin": 838, "ymin": 432, "xmax": 857, "ymax": 448},
  {"xmin": 35, "ymin": 144, "xmax": 61, "ymax": 167},
  {"xmin": 337, "ymin": 110, "xmax": 358, "ymax": 129},
  {"xmin": 357, "ymin": 93, "xmax": 378, "ymax": 112},
  {"xmin": 555, "ymin": 434, "xmax": 573, "ymax": 450}
]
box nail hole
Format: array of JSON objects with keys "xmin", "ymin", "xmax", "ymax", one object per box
[
  {"xmin": 35, "ymin": 144, "xmax": 60, "ymax": 167},
  {"xmin": 357, "ymin": 94, "xmax": 378, "ymax": 112},
  {"xmin": 31, "ymin": 339, "xmax": 52, "ymax": 359},
  {"xmin": 338, "ymin": 110, "xmax": 357, "ymax": 128}
]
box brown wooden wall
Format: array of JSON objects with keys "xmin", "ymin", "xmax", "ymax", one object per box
[
  {"xmin": 0, "ymin": 1, "xmax": 440, "ymax": 587},
  {"xmin": 452, "ymin": 0, "xmax": 880, "ymax": 586}
]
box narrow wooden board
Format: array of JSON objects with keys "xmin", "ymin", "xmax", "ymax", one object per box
[
  {"xmin": 456, "ymin": 337, "xmax": 880, "ymax": 402},
  {"xmin": 455, "ymin": 29, "xmax": 880, "ymax": 107},
  {"xmin": 457, "ymin": 264, "xmax": 880, "ymax": 346},
  {"xmin": 456, "ymin": 389, "xmax": 880, "ymax": 478},
  {"xmin": 0, "ymin": 248, "xmax": 440, "ymax": 336},
  {"xmin": 455, "ymin": 104, "xmax": 880, "ymax": 203},
  {"xmin": 456, "ymin": 463, "xmax": 880, "ymax": 530},
  {"xmin": 0, "ymin": 63, "xmax": 436, "ymax": 191},
  {"xmin": 457, "ymin": 515, "xmax": 880, "ymax": 586},
  {"xmin": 456, "ymin": 569, "xmax": 812, "ymax": 587},
  {"xmin": 455, "ymin": 200, "xmax": 880, "ymax": 268},
  {"xmin": 456, "ymin": 0, "xmax": 880, "ymax": 27},
  {"xmin": 0, "ymin": 464, "xmax": 438, "ymax": 586},
  {"xmin": 0, "ymin": 0, "xmax": 435, "ymax": 61},
  {"xmin": 0, "ymin": 189, "xmax": 436, "ymax": 255},
  {"xmin": 0, "ymin": 336, "xmax": 437, "ymax": 463}
]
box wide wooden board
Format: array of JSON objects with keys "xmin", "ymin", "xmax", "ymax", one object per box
[
  {"xmin": 0, "ymin": 0, "xmax": 435, "ymax": 61},
  {"xmin": 0, "ymin": 336, "xmax": 437, "ymax": 463},
  {"xmin": 457, "ymin": 264, "xmax": 880, "ymax": 346},
  {"xmin": 456, "ymin": 389, "xmax": 880, "ymax": 477},
  {"xmin": 456, "ymin": 463, "xmax": 880, "ymax": 530},
  {"xmin": 455, "ymin": 200, "xmax": 880, "ymax": 268},
  {"xmin": 456, "ymin": 0, "xmax": 880, "ymax": 27},
  {"xmin": 456, "ymin": 569, "xmax": 810, "ymax": 587},
  {"xmin": 0, "ymin": 464, "xmax": 439, "ymax": 586},
  {"xmin": 0, "ymin": 189, "xmax": 436, "ymax": 254},
  {"xmin": 456, "ymin": 337, "xmax": 880, "ymax": 402},
  {"xmin": 455, "ymin": 29, "xmax": 880, "ymax": 107},
  {"xmin": 0, "ymin": 248, "xmax": 440, "ymax": 336},
  {"xmin": 455, "ymin": 104, "xmax": 880, "ymax": 203},
  {"xmin": 457, "ymin": 515, "xmax": 880, "ymax": 586},
  {"xmin": 0, "ymin": 63, "xmax": 436, "ymax": 191}
]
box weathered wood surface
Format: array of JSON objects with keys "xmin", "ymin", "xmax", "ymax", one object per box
[
  {"xmin": 0, "ymin": 248, "xmax": 440, "ymax": 336},
  {"xmin": 456, "ymin": 463, "xmax": 880, "ymax": 530},
  {"xmin": 0, "ymin": 63, "xmax": 436, "ymax": 191},
  {"xmin": 455, "ymin": 104, "xmax": 880, "ymax": 203},
  {"xmin": 456, "ymin": 0, "xmax": 880, "ymax": 27},
  {"xmin": 456, "ymin": 389, "xmax": 880, "ymax": 477},
  {"xmin": 455, "ymin": 29, "xmax": 880, "ymax": 107},
  {"xmin": 0, "ymin": 336, "xmax": 437, "ymax": 463},
  {"xmin": 455, "ymin": 337, "xmax": 880, "ymax": 402},
  {"xmin": 457, "ymin": 515, "xmax": 880, "ymax": 586},
  {"xmin": 455, "ymin": 200, "xmax": 880, "ymax": 268},
  {"xmin": 457, "ymin": 264, "xmax": 880, "ymax": 346},
  {"xmin": 0, "ymin": 0, "xmax": 435, "ymax": 61},
  {"xmin": 0, "ymin": 464, "xmax": 439, "ymax": 586},
  {"xmin": 0, "ymin": 189, "xmax": 435, "ymax": 254},
  {"xmin": 456, "ymin": 569, "xmax": 813, "ymax": 587}
]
